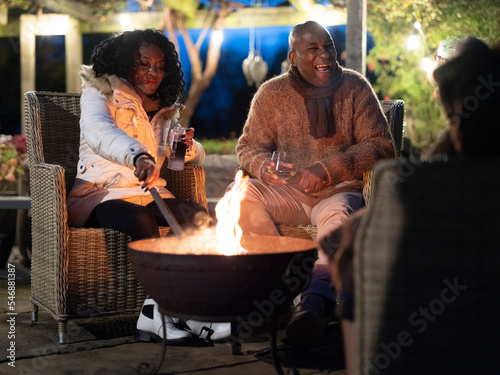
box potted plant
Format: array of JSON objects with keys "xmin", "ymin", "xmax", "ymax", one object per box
[
  {"xmin": 0, "ymin": 134, "xmax": 28, "ymax": 269},
  {"xmin": 0, "ymin": 134, "xmax": 28, "ymax": 194}
]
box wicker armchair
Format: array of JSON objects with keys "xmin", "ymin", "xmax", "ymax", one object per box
[
  {"xmin": 24, "ymin": 91, "xmax": 208, "ymax": 344},
  {"xmin": 276, "ymin": 99, "xmax": 405, "ymax": 240},
  {"xmin": 355, "ymin": 157, "xmax": 500, "ymax": 374}
]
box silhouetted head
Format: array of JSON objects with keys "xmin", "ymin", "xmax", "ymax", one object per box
[{"xmin": 433, "ymin": 37, "xmax": 500, "ymax": 157}]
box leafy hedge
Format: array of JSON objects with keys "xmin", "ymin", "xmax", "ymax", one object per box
[{"xmin": 200, "ymin": 138, "xmax": 238, "ymax": 154}]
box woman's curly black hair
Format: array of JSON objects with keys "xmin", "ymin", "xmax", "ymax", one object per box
[{"xmin": 91, "ymin": 29, "xmax": 185, "ymax": 108}]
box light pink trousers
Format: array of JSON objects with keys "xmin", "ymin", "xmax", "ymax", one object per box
[{"xmin": 227, "ymin": 178, "xmax": 363, "ymax": 265}]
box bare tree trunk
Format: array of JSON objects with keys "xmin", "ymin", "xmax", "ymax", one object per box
[{"xmin": 161, "ymin": 1, "xmax": 228, "ymax": 128}]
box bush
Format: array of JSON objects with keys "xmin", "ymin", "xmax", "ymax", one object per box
[
  {"xmin": 200, "ymin": 138, "xmax": 238, "ymax": 155},
  {"xmin": 367, "ymin": 0, "xmax": 500, "ymax": 155}
]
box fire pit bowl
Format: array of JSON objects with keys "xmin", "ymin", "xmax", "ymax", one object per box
[{"xmin": 128, "ymin": 235, "xmax": 317, "ymax": 321}]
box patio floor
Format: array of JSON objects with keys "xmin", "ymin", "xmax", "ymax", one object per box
[{"xmin": 0, "ymin": 252, "xmax": 347, "ymax": 375}]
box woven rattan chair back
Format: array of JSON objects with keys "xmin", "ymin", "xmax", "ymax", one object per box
[
  {"xmin": 24, "ymin": 92, "xmax": 81, "ymax": 192},
  {"xmin": 379, "ymin": 99, "xmax": 404, "ymax": 157},
  {"xmin": 276, "ymin": 99, "xmax": 405, "ymax": 240},
  {"xmin": 356, "ymin": 157, "xmax": 500, "ymax": 374},
  {"xmin": 24, "ymin": 91, "xmax": 207, "ymax": 344}
]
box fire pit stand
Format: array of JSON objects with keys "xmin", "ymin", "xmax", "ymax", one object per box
[
  {"xmin": 128, "ymin": 235, "xmax": 318, "ymax": 375},
  {"xmin": 135, "ymin": 311, "xmax": 297, "ymax": 375}
]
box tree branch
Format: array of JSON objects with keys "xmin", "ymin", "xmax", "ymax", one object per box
[{"xmin": 203, "ymin": 0, "xmax": 227, "ymax": 81}]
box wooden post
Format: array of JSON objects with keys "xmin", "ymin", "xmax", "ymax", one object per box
[
  {"xmin": 66, "ymin": 17, "xmax": 82, "ymax": 93},
  {"xmin": 20, "ymin": 15, "xmax": 36, "ymax": 135},
  {"xmin": 346, "ymin": 0, "xmax": 366, "ymax": 76},
  {"xmin": 0, "ymin": 6, "xmax": 8, "ymax": 25},
  {"xmin": 19, "ymin": 14, "xmax": 82, "ymax": 134}
]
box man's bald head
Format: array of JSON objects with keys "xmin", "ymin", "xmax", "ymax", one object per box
[
  {"xmin": 288, "ymin": 21, "xmax": 335, "ymax": 52},
  {"xmin": 287, "ymin": 21, "xmax": 337, "ymax": 87}
]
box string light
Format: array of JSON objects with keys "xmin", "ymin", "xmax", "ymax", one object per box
[
  {"xmin": 119, "ymin": 13, "xmax": 132, "ymax": 29},
  {"xmin": 421, "ymin": 57, "xmax": 435, "ymax": 74},
  {"xmin": 211, "ymin": 30, "xmax": 223, "ymax": 45},
  {"xmin": 407, "ymin": 35, "xmax": 420, "ymax": 50}
]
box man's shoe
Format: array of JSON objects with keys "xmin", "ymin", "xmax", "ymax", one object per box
[
  {"xmin": 281, "ymin": 294, "xmax": 333, "ymax": 349},
  {"xmin": 184, "ymin": 320, "xmax": 232, "ymax": 341},
  {"xmin": 136, "ymin": 297, "xmax": 193, "ymax": 343},
  {"xmin": 281, "ymin": 309, "xmax": 325, "ymax": 348}
]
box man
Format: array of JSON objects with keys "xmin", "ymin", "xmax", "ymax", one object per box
[{"xmin": 235, "ymin": 21, "xmax": 395, "ymax": 348}]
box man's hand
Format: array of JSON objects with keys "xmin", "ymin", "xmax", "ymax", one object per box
[
  {"xmin": 261, "ymin": 159, "xmax": 286, "ymax": 186},
  {"xmin": 296, "ymin": 163, "xmax": 328, "ymax": 193},
  {"xmin": 134, "ymin": 156, "xmax": 160, "ymax": 190}
]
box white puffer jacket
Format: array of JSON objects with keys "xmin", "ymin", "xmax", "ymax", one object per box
[{"xmin": 67, "ymin": 65, "xmax": 205, "ymax": 227}]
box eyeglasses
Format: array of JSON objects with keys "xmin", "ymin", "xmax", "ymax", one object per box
[{"xmin": 136, "ymin": 59, "xmax": 165, "ymax": 73}]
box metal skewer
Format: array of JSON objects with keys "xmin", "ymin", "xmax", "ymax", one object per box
[{"xmin": 149, "ymin": 187, "xmax": 185, "ymax": 239}]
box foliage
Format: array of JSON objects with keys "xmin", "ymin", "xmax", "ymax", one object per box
[
  {"xmin": 1, "ymin": 0, "xmax": 34, "ymax": 10},
  {"xmin": 200, "ymin": 138, "xmax": 238, "ymax": 154},
  {"xmin": 0, "ymin": 134, "xmax": 27, "ymax": 189},
  {"xmin": 1, "ymin": 0, "xmax": 128, "ymax": 17},
  {"xmin": 161, "ymin": 0, "xmax": 199, "ymax": 19},
  {"xmin": 88, "ymin": 0, "xmax": 128, "ymax": 17},
  {"xmin": 367, "ymin": 0, "xmax": 500, "ymax": 154}
]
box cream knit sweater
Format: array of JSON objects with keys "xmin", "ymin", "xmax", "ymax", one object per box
[{"xmin": 237, "ymin": 68, "xmax": 395, "ymax": 194}]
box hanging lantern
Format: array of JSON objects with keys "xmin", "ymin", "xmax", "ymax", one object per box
[
  {"xmin": 248, "ymin": 54, "xmax": 268, "ymax": 88},
  {"xmin": 242, "ymin": 51, "xmax": 255, "ymax": 86},
  {"xmin": 242, "ymin": 18, "xmax": 268, "ymax": 87}
]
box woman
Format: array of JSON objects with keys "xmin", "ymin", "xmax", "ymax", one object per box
[
  {"xmin": 67, "ymin": 29, "xmax": 230, "ymax": 343},
  {"xmin": 432, "ymin": 37, "xmax": 500, "ymax": 158},
  {"xmin": 325, "ymin": 37, "xmax": 500, "ymax": 374}
]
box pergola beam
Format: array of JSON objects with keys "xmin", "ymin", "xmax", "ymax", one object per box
[
  {"xmin": 2, "ymin": 6, "xmax": 347, "ymax": 37},
  {"xmin": 36, "ymin": 0, "xmax": 93, "ymax": 21}
]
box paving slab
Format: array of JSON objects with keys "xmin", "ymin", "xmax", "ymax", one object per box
[{"xmin": 0, "ymin": 271, "xmax": 347, "ymax": 375}]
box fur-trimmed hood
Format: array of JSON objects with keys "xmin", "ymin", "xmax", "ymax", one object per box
[{"xmin": 80, "ymin": 64, "xmax": 118, "ymax": 96}]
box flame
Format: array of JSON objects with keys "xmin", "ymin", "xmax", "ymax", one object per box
[{"xmin": 215, "ymin": 170, "xmax": 248, "ymax": 255}]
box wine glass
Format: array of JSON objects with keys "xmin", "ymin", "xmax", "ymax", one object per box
[{"xmin": 268, "ymin": 151, "xmax": 297, "ymax": 181}]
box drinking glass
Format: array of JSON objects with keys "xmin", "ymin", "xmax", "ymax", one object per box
[
  {"xmin": 268, "ymin": 151, "xmax": 297, "ymax": 181},
  {"xmin": 167, "ymin": 125, "xmax": 187, "ymax": 171}
]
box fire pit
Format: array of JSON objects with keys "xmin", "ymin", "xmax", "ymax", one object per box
[
  {"xmin": 128, "ymin": 174, "xmax": 318, "ymax": 374},
  {"xmin": 128, "ymin": 234, "xmax": 317, "ymax": 321}
]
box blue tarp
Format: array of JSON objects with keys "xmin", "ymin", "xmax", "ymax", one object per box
[
  {"xmin": 127, "ymin": 0, "xmax": 336, "ymax": 12},
  {"xmin": 199, "ymin": 1, "xmax": 336, "ymax": 6},
  {"xmin": 199, "ymin": 0, "xmax": 289, "ymax": 6}
]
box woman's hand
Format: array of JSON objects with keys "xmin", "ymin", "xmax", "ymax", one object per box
[
  {"xmin": 181, "ymin": 127, "xmax": 195, "ymax": 150},
  {"xmin": 134, "ymin": 156, "xmax": 160, "ymax": 190}
]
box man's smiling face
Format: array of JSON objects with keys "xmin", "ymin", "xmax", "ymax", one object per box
[{"xmin": 288, "ymin": 23, "xmax": 337, "ymax": 87}]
